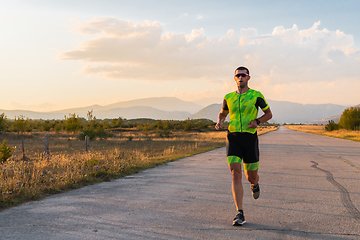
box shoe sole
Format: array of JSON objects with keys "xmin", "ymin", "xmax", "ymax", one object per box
[
  {"xmin": 252, "ymin": 191, "xmax": 260, "ymax": 199},
  {"xmin": 233, "ymin": 220, "xmax": 246, "ymax": 226},
  {"xmin": 252, "ymin": 185, "xmax": 260, "ymax": 199}
]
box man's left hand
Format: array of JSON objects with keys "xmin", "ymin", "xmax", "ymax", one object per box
[{"xmin": 248, "ymin": 120, "xmax": 258, "ymax": 129}]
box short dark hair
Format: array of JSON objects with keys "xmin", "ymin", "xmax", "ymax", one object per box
[{"xmin": 235, "ymin": 66, "xmax": 250, "ymax": 75}]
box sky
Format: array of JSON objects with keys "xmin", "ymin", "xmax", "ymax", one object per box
[{"xmin": 1, "ymin": 0, "xmax": 360, "ymax": 112}]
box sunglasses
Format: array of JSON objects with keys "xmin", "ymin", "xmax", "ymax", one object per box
[{"xmin": 235, "ymin": 73, "xmax": 249, "ymax": 78}]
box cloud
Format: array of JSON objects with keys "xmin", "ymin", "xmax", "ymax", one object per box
[
  {"xmin": 71, "ymin": 18, "xmax": 162, "ymax": 39},
  {"xmin": 61, "ymin": 18, "xmax": 239, "ymax": 81},
  {"xmin": 60, "ymin": 18, "xmax": 360, "ymax": 104}
]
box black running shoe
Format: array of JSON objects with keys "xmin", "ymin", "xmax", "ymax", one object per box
[
  {"xmin": 233, "ymin": 212, "xmax": 246, "ymax": 226},
  {"xmin": 251, "ymin": 183, "xmax": 260, "ymax": 199}
]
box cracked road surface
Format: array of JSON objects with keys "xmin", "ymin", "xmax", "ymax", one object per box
[{"xmin": 0, "ymin": 126, "xmax": 359, "ymax": 239}]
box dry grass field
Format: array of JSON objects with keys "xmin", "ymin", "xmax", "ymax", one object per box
[
  {"xmin": 285, "ymin": 124, "xmax": 360, "ymax": 142},
  {"xmin": 0, "ymin": 125, "xmax": 278, "ymax": 209}
]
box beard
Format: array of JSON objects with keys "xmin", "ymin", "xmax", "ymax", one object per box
[{"xmin": 238, "ymin": 82, "xmax": 246, "ymax": 89}]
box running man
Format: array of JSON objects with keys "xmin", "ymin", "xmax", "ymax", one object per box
[{"xmin": 215, "ymin": 66, "xmax": 272, "ymax": 226}]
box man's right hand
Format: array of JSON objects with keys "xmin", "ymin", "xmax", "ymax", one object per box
[{"xmin": 216, "ymin": 110, "xmax": 228, "ymax": 130}]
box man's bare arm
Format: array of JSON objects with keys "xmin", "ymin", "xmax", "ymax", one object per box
[
  {"xmin": 248, "ymin": 108, "xmax": 273, "ymax": 128},
  {"xmin": 215, "ymin": 109, "xmax": 229, "ymax": 130}
]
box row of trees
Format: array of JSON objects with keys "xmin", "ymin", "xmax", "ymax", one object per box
[
  {"xmin": 0, "ymin": 113, "xmax": 93, "ymax": 134},
  {"xmin": 325, "ymin": 106, "xmax": 360, "ymax": 131},
  {"xmin": 0, "ymin": 111, "xmax": 217, "ymax": 138}
]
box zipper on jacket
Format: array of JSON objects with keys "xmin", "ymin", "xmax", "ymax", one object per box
[{"xmin": 238, "ymin": 94, "xmax": 242, "ymax": 132}]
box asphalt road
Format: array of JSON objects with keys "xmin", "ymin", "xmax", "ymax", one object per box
[{"xmin": 0, "ymin": 126, "xmax": 359, "ymax": 239}]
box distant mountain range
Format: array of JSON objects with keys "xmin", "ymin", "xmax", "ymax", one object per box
[
  {"xmin": 1, "ymin": 97, "xmax": 201, "ymax": 121},
  {"xmin": 312, "ymin": 103, "xmax": 360, "ymax": 124},
  {"xmin": 0, "ymin": 97, "xmax": 357, "ymax": 124},
  {"xmin": 190, "ymin": 100, "xmax": 348, "ymax": 124},
  {"xmin": 266, "ymin": 100, "xmax": 347, "ymax": 124}
]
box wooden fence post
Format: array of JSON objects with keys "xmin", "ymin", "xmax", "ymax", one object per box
[
  {"xmin": 85, "ymin": 135, "xmax": 89, "ymax": 153},
  {"xmin": 21, "ymin": 137, "xmax": 26, "ymax": 160},
  {"xmin": 44, "ymin": 134, "xmax": 49, "ymax": 155}
]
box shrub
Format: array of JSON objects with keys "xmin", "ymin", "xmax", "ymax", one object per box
[
  {"xmin": 41, "ymin": 120, "xmax": 52, "ymax": 131},
  {"xmin": 163, "ymin": 129, "xmax": 171, "ymax": 138},
  {"xmin": 156, "ymin": 120, "xmax": 163, "ymax": 130},
  {"xmin": 79, "ymin": 126, "xmax": 110, "ymax": 140},
  {"xmin": 65, "ymin": 113, "xmax": 82, "ymax": 133},
  {"xmin": 143, "ymin": 125, "xmax": 150, "ymax": 132},
  {"xmin": 0, "ymin": 140, "xmax": 12, "ymax": 163},
  {"xmin": 183, "ymin": 119, "xmax": 193, "ymax": 131},
  {"xmin": 54, "ymin": 122, "xmax": 64, "ymax": 133},
  {"xmin": 95, "ymin": 126, "xmax": 109, "ymax": 139},
  {"xmin": 338, "ymin": 106, "xmax": 360, "ymax": 130},
  {"xmin": 325, "ymin": 120, "xmax": 340, "ymax": 131},
  {"xmin": 0, "ymin": 113, "xmax": 6, "ymax": 134},
  {"xmin": 195, "ymin": 121, "xmax": 207, "ymax": 129},
  {"xmin": 79, "ymin": 129, "xmax": 97, "ymax": 140},
  {"xmin": 111, "ymin": 117, "xmax": 123, "ymax": 128},
  {"xmin": 87, "ymin": 158, "xmax": 100, "ymax": 167},
  {"xmin": 13, "ymin": 115, "xmax": 31, "ymax": 133}
]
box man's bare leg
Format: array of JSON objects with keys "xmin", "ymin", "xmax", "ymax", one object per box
[
  {"xmin": 229, "ymin": 162, "xmax": 246, "ymax": 225},
  {"xmin": 245, "ymin": 169, "xmax": 260, "ymax": 199},
  {"xmin": 229, "ymin": 163, "xmax": 243, "ymax": 211},
  {"xmin": 244, "ymin": 169, "xmax": 259, "ymax": 185}
]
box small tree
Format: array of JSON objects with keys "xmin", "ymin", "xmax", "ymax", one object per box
[
  {"xmin": 183, "ymin": 119, "xmax": 193, "ymax": 131},
  {"xmin": 79, "ymin": 129, "xmax": 96, "ymax": 140},
  {"xmin": 325, "ymin": 120, "xmax": 340, "ymax": 131},
  {"xmin": 156, "ymin": 120, "xmax": 163, "ymax": 130},
  {"xmin": 41, "ymin": 120, "xmax": 52, "ymax": 131},
  {"xmin": 87, "ymin": 110, "xmax": 97, "ymax": 129},
  {"xmin": 0, "ymin": 140, "xmax": 12, "ymax": 163},
  {"xmin": 87, "ymin": 109, "xmax": 94, "ymax": 122},
  {"xmin": 111, "ymin": 117, "xmax": 123, "ymax": 128},
  {"xmin": 195, "ymin": 121, "xmax": 206, "ymax": 129},
  {"xmin": 0, "ymin": 113, "xmax": 6, "ymax": 134},
  {"xmin": 65, "ymin": 113, "xmax": 82, "ymax": 133},
  {"xmin": 14, "ymin": 115, "xmax": 30, "ymax": 134},
  {"xmin": 338, "ymin": 106, "xmax": 360, "ymax": 130},
  {"xmin": 54, "ymin": 120, "xmax": 64, "ymax": 133}
]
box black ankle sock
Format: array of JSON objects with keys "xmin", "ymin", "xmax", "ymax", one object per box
[{"xmin": 237, "ymin": 209, "xmax": 243, "ymax": 215}]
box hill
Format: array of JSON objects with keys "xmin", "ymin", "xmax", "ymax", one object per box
[
  {"xmin": 267, "ymin": 100, "xmax": 347, "ymax": 124},
  {"xmin": 190, "ymin": 100, "xmax": 349, "ymax": 124},
  {"xmin": 102, "ymin": 97, "xmax": 203, "ymax": 114},
  {"xmin": 0, "ymin": 106, "xmax": 192, "ymax": 121},
  {"xmin": 1, "ymin": 97, "xmax": 357, "ymax": 124},
  {"xmin": 0, "ymin": 97, "xmax": 199, "ymax": 120},
  {"xmin": 92, "ymin": 106, "xmax": 191, "ymax": 120},
  {"xmin": 312, "ymin": 103, "xmax": 360, "ymax": 124}
]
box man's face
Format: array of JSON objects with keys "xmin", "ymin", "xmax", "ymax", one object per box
[{"xmin": 234, "ymin": 70, "xmax": 250, "ymax": 89}]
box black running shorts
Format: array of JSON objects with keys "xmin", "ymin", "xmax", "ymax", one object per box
[{"xmin": 226, "ymin": 131, "xmax": 259, "ymax": 169}]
